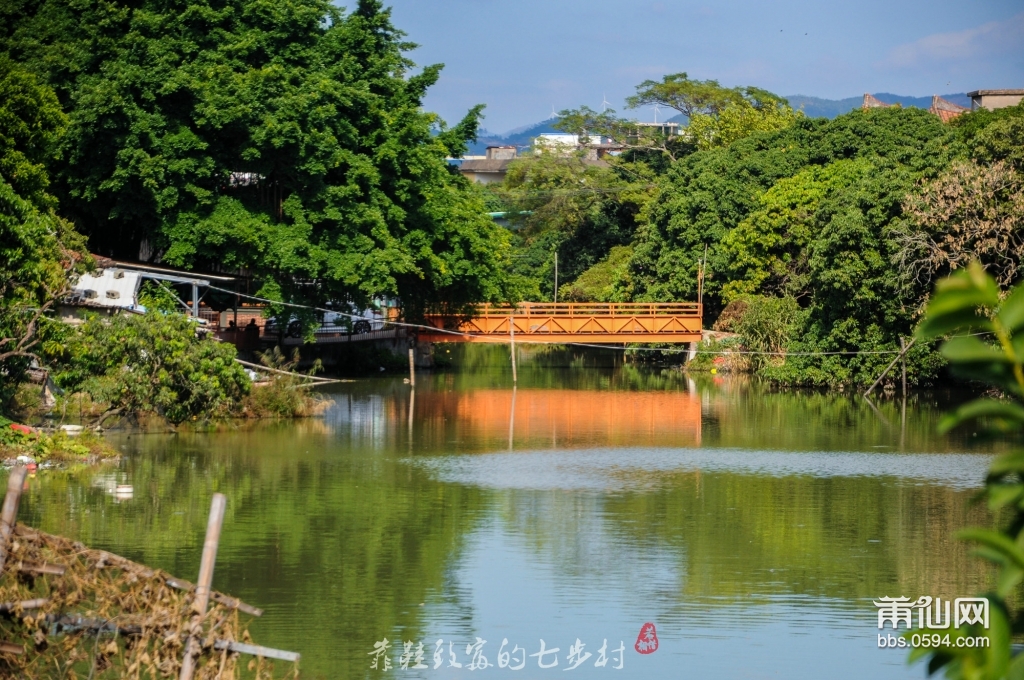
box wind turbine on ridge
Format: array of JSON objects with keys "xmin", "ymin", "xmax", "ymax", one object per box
[{"xmin": 601, "ymin": 93, "xmax": 611, "ymax": 112}]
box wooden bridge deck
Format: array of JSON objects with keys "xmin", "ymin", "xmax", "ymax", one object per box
[{"xmin": 420, "ymin": 302, "xmax": 702, "ymax": 344}]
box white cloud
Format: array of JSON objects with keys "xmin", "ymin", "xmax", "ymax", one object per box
[{"xmin": 883, "ymin": 12, "xmax": 1024, "ymax": 68}]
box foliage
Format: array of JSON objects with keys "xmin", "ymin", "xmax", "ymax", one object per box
[
  {"xmin": 0, "ymin": 423, "xmax": 117, "ymax": 463},
  {"xmin": 625, "ymin": 72, "xmax": 745, "ymax": 120},
  {"xmin": 2, "ymin": 0, "xmax": 515, "ymax": 320},
  {"xmin": 687, "ymin": 92, "xmax": 802, "ymax": 151},
  {"xmin": 628, "ymin": 106, "xmax": 959, "ymax": 386},
  {"xmin": 951, "ymin": 101, "xmax": 1024, "ymax": 166},
  {"xmin": 559, "ymin": 245, "xmax": 633, "ymax": 302},
  {"xmin": 46, "ymin": 312, "xmax": 250, "ymax": 425},
  {"xmin": 136, "ymin": 280, "xmax": 182, "ymax": 314},
  {"xmin": 554, "ymin": 106, "xmax": 693, "ymax": 162},
  {"xmin": 896, "ymin": 161, "xmax": 1024, "ymax": 289},
  {"xmin": 0, "ymin": 57, "xmax": 66, "ymax": 209},
  {"xmin": 499, "ymin": 150, "xmax": 625, "ymax": 236},
  {"xmin": 0, "ymin": 62, "xmax": 87, "ymax": 412},
  {"xmin": 556, "ymin": 83, "xmax": 797, "ymax": 162},
  {"xmin": 684, "ymin": 336, "xmax": 748, "ymax": 373},
  {"xmin": 911, "ymin": 262, "xmax": 1024, "ymax": 678},
  {"xmin": 720, "ymin": 159, "xmax": 873, "ymax": 302},
  {"xmin": 630, "ymin": 107, "xmax": 955, "ymax": 307},
  {"xmin": 973, "ymin": 114, "xmax": 1024, "ymax": 172},
  {"xmin": 238, "ymin": 347, "xmax": 325, "ymax": 418},
  {"xmin": 498, "ymin": 151, "xmax": 656, "ymax": 301},
  {"xmin": 734, "ymin": 295, "xmax": 799, "ymax": 370}
]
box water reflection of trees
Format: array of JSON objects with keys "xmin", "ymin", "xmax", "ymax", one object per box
[
  {"xmin": 17, "ymin": 429, "xmax": 488, "ymax": 679},
  {"xmin": 492, "ymin": 472, "xmax": 991, "ymax": 626},
  {"xmin": 11, "ymin": 370, "xmax": 1007, "ymax": 676}
]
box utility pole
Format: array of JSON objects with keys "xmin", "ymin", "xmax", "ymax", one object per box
[{"xmin": 554, "ymin": 252, "xmax": 558, "ymax": 304}]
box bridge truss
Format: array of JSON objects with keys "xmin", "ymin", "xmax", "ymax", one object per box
[{"xmin": 420, "ymin": 302, "xmax": 702, "ymax": 344}]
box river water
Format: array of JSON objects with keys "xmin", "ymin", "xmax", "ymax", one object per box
[{"xmin": 15, "ymin": 348, "xmax": 1008, "ymax": 678}]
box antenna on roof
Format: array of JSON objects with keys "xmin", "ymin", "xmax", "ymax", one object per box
[{"xmin": 601, "ymin": 93, "xmax": 611, "ymax": 112}]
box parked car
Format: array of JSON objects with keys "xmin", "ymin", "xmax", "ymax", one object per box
[{"xmin": 265, "ymin": 308, "xmax": 386, "ymax": 338}]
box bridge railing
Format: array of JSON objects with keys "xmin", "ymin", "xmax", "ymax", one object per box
[{"xmin": 458, "ymin": 302, "xmax": 702, "ymax": 317}]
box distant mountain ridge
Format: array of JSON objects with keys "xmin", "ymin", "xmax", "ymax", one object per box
[
  {"xmin": 786, "ymin": 92, "xmax": 970, "ymax": 119},
  {"xmin": 467, "ymin": 93, "xmax": 971, "ymax": 155},
  {"xmin": 468, "ymin": 119, "xmax": 561, "ymax": 155}
]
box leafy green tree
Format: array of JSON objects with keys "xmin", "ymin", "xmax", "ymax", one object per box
[
  {"xmin": 2, "ymin": 0, "xmax": 515, "ymax": 319},
  {"xmin": 721, "ymin": 159, "xmax": 873, "ymax": 302},
  {"xmin": 559, "ymin": 244, "xmax": 633, "ymax": 302},
  {"xmin": 47, "ymin": 312, "xmax": 249, "ymax": 425},
  {"xmin": 629, "ymin": 106, "xmax": 960, "ymax": 386},
  {"xmin": 556, "ymin": 85, "xmax": 798, "ymax": 163},
  {"xmin": 0, "ymin": 56, "xmax": 66, "ymax": 209},
  {"xmin": 136, "ymin": 280, "xmax": 182, "ymax": 314},
  {"xmin": 0, "ymin": 61, "xmax": 86, "ymax": 412},
  {"xmin": 912, "ymin": 262, "xmax": 1024, "ymax": 678},
  {"xmin": 972, "ymin": 107, "xmax": 1024, "ymax": 172},
  {"xmin": 626, "ymin": 72, "xmax": 743, "ymax": 120},
  {"xmin": 687, "ymin": 92, "xmax": 802, "ymax": 151},
  {"xmin": 498, "ymin": 150, "xmax": 656, "ymax": 301}
]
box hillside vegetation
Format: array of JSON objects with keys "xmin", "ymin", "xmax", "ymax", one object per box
[{"xmin": 491, "ymin": 74, "xmax": 1024, "ymax": 387}]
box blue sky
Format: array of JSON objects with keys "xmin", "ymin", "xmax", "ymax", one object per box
[{"xmin": 380, "ymin": 0, "xmax": 1024, "ymax": 134}]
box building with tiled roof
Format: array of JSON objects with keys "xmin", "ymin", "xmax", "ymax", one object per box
[
  {"xmin": 928, "ymin": 95, "xmax": 969, "ymax": 123},
  {"xmin": 861, "ymin": 93, "xmax": 891, "ymax": 110}
]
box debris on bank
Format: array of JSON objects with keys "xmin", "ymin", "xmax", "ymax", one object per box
[
  {"xmin": 0, "ymin": 467, "xmax": 299, "ymax": 678},
  {"xmin": 0, "ymin": 419, "xmax": 119, "ymax": 468}
]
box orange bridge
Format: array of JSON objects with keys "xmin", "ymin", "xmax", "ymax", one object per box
[{"xmin": 420, "ymin": 302, "xmax": 702, "ymax": 344}]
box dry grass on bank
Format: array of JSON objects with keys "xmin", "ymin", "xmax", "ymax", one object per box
[{"xmin": 0, "ymin": 525, "xmax": 290, "ymax": 679}]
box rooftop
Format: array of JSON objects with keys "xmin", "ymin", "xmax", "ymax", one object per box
[{"xmin": 966, "ymin": 89, "xmax": 1024, "ymax": 96}]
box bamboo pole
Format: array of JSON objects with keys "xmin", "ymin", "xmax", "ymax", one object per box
[
  {"xmin": 233, "ymin": 358, "xmax": 334, "ymax": 383},
  {"xmin": 900, "ymin": 337, "xmax": 907, "ymax": 398},
  {"xmin": 408, "ymin": 348, "xmax": 416, "ymax": 387},
  {"xmin": 864, "ymin": 338, "xmax": 916, "ymax": 398},
  {"xmin": 213, "ymin": 640, "xmax": 300, "ymax": 662},
  {"xmin": 510, "ymin": 316, "xmax": 517, "ymax": 384},
  {"xmin": 179, "ymin": 493, "xmax": 226, "ymax": 680},
  {"xmin": 0, "ymin": 466, "xmax": 28, "ymax": 574}
]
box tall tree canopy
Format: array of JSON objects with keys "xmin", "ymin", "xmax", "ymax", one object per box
[
  {"xmin": 0, "ymin": 61, "xmax": 85, "ymax": 407},
  {"xmin": 1, "ymin": 0, "xmax": 515, "ymax": 315},
  {"xmin": 626, "ymin": 73, "xmax": 743, "ymax": 120}
]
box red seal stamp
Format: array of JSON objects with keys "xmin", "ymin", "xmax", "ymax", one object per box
[{"xmin": 635, "ymin": 622, "xmax": 658, "ymax": 654}]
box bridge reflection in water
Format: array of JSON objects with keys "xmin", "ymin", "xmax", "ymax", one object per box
[
  {"xmin": 410, "ymin": 388, "xmax": 702, "ymax": 451},
  {"xmin": 420, "ymin": 302, "xmax": 702, "ymax": 344}
]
